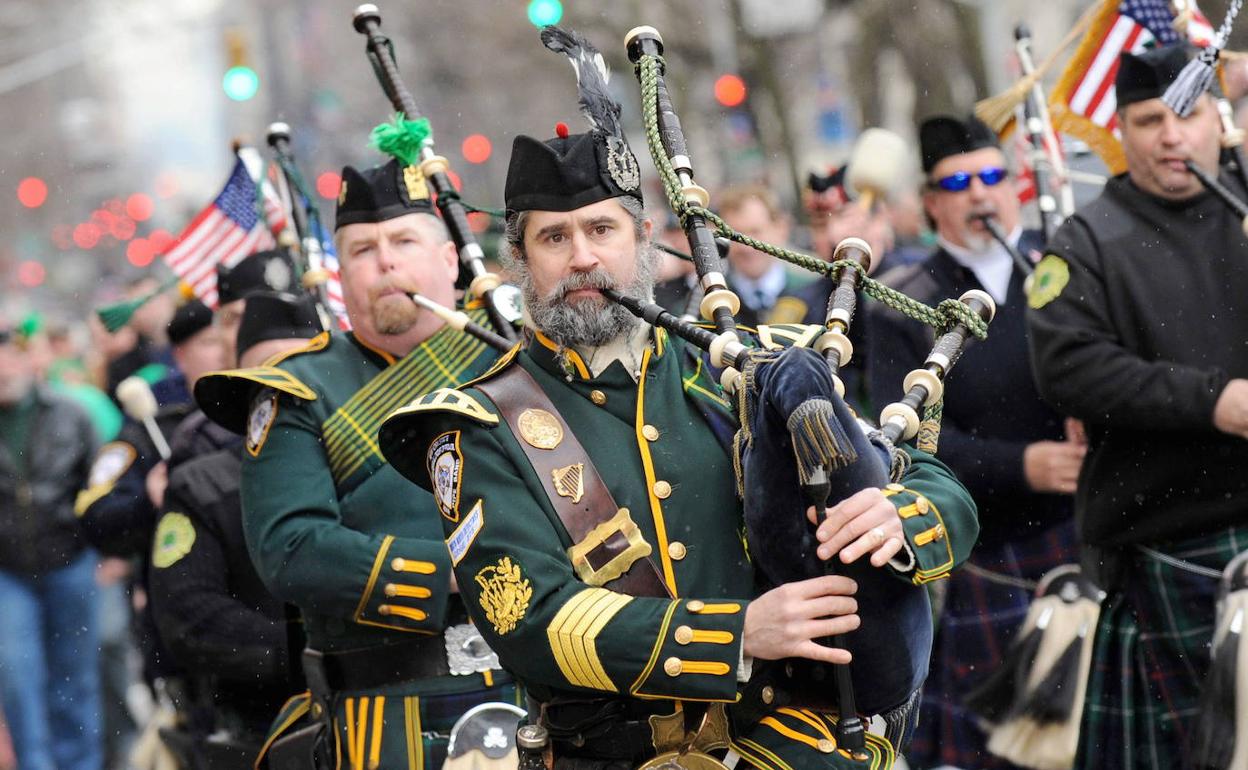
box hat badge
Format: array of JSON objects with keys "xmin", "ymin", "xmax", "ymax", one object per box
[{"xmin": 606, "ymin": 137, "xmax": 641, "ymax": 193}]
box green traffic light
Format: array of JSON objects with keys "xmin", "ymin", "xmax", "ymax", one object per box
[
  {"xmin": 527, "ymin": 0, "xmax": 563, "ymax": 27},
  {"xmin": 222, "ymin": 65, "xmax": 259, "ymax": 101}
]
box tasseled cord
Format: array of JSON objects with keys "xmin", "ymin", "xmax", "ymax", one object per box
[
  {"xmin": 787, "ymin": 398, "xmax": 859, "ymax": 486},
  {"xmin": 369, "ymin": 113, "xmax": 433, "ymax": 167},
  {"xmin": 1164, "ymin": 0, "xmax": 1243, "ymax": 117}
]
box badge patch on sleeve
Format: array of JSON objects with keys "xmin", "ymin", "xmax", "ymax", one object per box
[
  {"xmin": 428, "ymin": 431, "xmax": 464, "ymax": 521},
  {"xmin": 474, "ymin": 556, "xmax": 532, "ymax": 636},
  {"xmin": 446, "ymin": 499, "xmax": 484, "ymax": 566},
  {"xmin": 152, "ymin": 512, "xmax": 196, "ymax": 568},
  {"xmin": 246, "ymin": 392, "xmax": 278, "ymax": 457},
  {"xmin": 1027, "ymin": 255, "xmax": 1070, "ymax": 310},
  {"xmin": 87, "ymin": 442, "xmax": 137, "ymax": 489}
]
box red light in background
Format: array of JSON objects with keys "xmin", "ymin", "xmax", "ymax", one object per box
[
  {"xmin": 126, "ymin": 238, "xmax": 156, "ymax": 267},
  {"xmin": 126, "ymin": 193, "xmax": 154, "ymax": 222},
  {"xmin": 445, "ymin": 169, "xmax": 462, "ymax": 191},
  {"xmin": 467, "ymin": 212, "xmax": 490, "ymax": 234},
  {"xmin": 17, "ymin": 261, "xmax": 46, "ymax": 287},
  {"xmin": 110, "ymin": 217, "xmax": 136, "ymax": 241},
  {"xmin": 17, "ymin": 178, "xmax": 47, "ymax": 208},
  {"xmin": 462, "ymin": 134, "xmax": 492, "ymax": 164},
  {"xmin": 315, "ymin": 171, "xmax": 342, "ymax": 201},
  {"xmin": 714, "ymin": 74, "xmax": 748, "ymax": 107},
  {"xmin": 73, "ymin": 223, "xmax": 102, "ymax": 249},
  {"xmin": 148, "ymin": 229, "xmax": 174, "ymax": 253},
  {"xmin": 104, "ymin": 198, "xmax": 124, "ymax": 216},
  {"xmin": 155, "ymin": 172, "xmax": 179, "ymax": 199}
]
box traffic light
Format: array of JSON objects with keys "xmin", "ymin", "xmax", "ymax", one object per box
[
  {"xmin": 527, "ymin": 0, "xmax": 563, "ymax": 27},
  {"xmin": 222, "ymin": 29, "xmax": 259, "ymax": 102},
  {"xmin": 714, "ymin": 74, "xmax": 747, "ymax": 108}
]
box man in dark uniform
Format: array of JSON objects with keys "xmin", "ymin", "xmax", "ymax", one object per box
[
  {"xmin": 148, "ymin": 292, "xmax": 321, "ymax": 767},
  {"xmin": 377, "ymin": 100, "xmax": 979, "ymax": 768},
  {"xmin": 233, "ymin": 158, "xmax": 515, "ymax": 768},
  {"xmin": 1028, "ymin": 46, "xmax": 1248, "ymax": 770},
  {"xmin": 867, "ymin": 114, "xmax": 1082, "ymax": 770}
]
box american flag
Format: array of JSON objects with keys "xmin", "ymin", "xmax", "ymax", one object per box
[
  {"xmin": 161, "ymin": 155, "xmax": 287, "ymax": 308},
  {"xmin": 312, "ymin": 217, "xmax": 352, "ymax": 330},
  {"xmin": 1051, "ymin": 0, "xmax": 1213, "ymax": 172}
]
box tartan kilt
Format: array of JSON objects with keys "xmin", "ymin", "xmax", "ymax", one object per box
[
  {"xmin": 905, "ymin": 519, "xmax": 1078, "ymax": 770},
  {"xmin": 1076, "ymin": 525, "xmax": 1248, "ymax": 770}
]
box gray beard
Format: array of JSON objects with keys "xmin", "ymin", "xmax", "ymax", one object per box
[{"xmin": 521, "ymin": 244, "xmax": 659, "ymax": 347}]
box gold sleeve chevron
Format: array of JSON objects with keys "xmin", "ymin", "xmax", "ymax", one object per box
[
  {"xmin": 547, "ymin": 587, "xmax": 634, "ymax": 692},
  {"xmin": 200, "ymin": 366, "xmax": 317, "ymax": 401},
  {"xmin": 388, "ymin": 388, "xmax": 499, "ymax": 426}
]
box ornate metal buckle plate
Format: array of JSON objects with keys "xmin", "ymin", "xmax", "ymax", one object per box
[
  {"xmin": 566, "ymin": 507, "xmax": 653, "ymax": 587},
  {"xmin": 444, "ymin": 623, "xmax": 502, "ymax": 676}
]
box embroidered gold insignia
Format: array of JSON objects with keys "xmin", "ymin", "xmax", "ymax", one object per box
[
  {"xmin": 246, "ymin": 392, "xmax": 278, "ymax": 457},
  {"xmin": 552, "ymin": 463, "xmax": 585, "ymax": 504},
  {"xmin": 517, "ymin": 408, "xmax": 562, "ymax": 450},
  {"xmin": 152, "ymin": 512, "xmax": 196, "ymax": 569},
  {"xmin": 474, "ymin": 556, "xmax": 532, "ymax": 636},
  {"xmin": 403, "ymin": 164, "xmax": 430, "ymax": 202},
  {"xmin": 1027, "ymin": 254, "xmax": 1070, "ymax": 310}
]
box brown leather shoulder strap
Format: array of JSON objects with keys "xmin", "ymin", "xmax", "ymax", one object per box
[{"xmin": 475, "ymin": 364, "xmax": 671, "ymax": 598}]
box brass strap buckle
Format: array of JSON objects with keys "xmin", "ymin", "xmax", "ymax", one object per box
[{"xmin": 566, "ymin": 507, "xmax": 652, "ymax": 587}]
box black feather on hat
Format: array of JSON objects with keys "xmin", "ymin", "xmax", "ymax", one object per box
[
  {"xmin": 504, "ymin": 26, "xmax": 643, "ymax": 214},
  {"xmin": 919, "ymin": 115, "xmax": 1000, "ymax": 174}
]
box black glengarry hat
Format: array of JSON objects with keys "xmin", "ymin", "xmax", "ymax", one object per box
[
  {"xmin": 216, "ymin": 249, "xmax": 296, "ymax": 304},
  {"xmin": 235, "ymin": 291, "xmax": 323, "ymax": 359},
  {"xmin": 919, "ymin": 115, "xmax": 1000, "ymax": 173},
  {"xmin": 1116, "ymin": 46, "xmax": 1192, "ymax": 107},
  {"xmin": 335, "ymin": 157, "xmax": 435, "ymax": 230},
  {"xmin": 167, "ymin": 299, "xmax": 213, "ymax": 346},
  {"xmin": 505, "ymin": 26, "xmax": 643, "ymax": 214}
]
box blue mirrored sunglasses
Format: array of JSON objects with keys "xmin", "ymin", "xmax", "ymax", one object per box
[{"xmin": 931, "ymin": 167, "xmax": 1008, "ymax": 192}]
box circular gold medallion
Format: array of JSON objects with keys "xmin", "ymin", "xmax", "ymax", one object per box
[
  {"xmin": 517, "ymin": 408, "xmax": 563, "ymax": 450},
  {"xmin": 638, "ymin": 751, "xmax": 730, "ymax": 770}
]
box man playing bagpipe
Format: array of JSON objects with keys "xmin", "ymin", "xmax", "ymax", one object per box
[
  {"xmin": 1028, "ymin": 44, "xmax": 1248, "ymax": 770},
  {"xmin": 377, "ymin": 26, "xmax": 980, "ymax": 770},
  {"xmin": 225, "ymin": 156, "xmax": 517, "ymax": 769}
]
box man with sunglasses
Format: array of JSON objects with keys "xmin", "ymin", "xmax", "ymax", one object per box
[
  {"xmin": 866, "ymin": 114, "xmax": 1081, "ymax": 769},
  {"xmin": 1028, "ymin": 46, "xmax": 1248, "ymax": 769}
]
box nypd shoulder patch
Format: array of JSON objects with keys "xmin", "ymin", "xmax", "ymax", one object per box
[
  {"xmin": 152, "ymin": 512, "xmax": 196, "ymax": 569},
  {"xmin": 88, "ymin": 442, "xmax": 137, "ymax": 490},
  {"xmin": 428, "ymin": 430, "xmax": 464, "ymax": 522},
  {"xmin": 246, "ymin": 392, "xmax": 278, "ymax": 457},
  {"xmin": 446, "ymin": 499, "xmax": 484, "ymax": 566}
]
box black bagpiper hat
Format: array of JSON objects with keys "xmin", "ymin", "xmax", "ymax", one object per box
[
  {"xmin": 193, "ymin": 291, "xmax": 324, "ymax": 435},
  {"xmin": 1116, "ymin": 45, "xmax": 1192, "ymax": 108},
  {"xmin": 919, "ymin": 115, "xmax": 1000, "ymax": 173},
  {"xmin": 335, "ymin": 157, "xmax": 435, "ymax": 230},
  {"xmin": 505, "ymin": 124, "xmax": 643, "ymax": 214},
  {"xmin": 216, "ymin": 249, "xmax": 296, "ymax": 305},
  {"xmin": 166, "ymin": 299, "xmax": 213, "ymax": 346}
]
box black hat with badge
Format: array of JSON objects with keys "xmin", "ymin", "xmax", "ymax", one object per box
[
  {"xmin": 1116, "ymin": 45, "xmax": 1192, "ymax": 107},
  {"xmin": 216, "ymin": 249, "xmax": 297, "ymax": 305},
  {"xmin": 919, "ymin": 115, "xmax": 1000, "ymax": 173},
  {"xmin": 505, "ymin": 27, "xmax": 643, "ymax": 214},
  {"xmin": 166, "ymin": 299, "xmax": 214, "ymax": 346},
  {"xmin": 335, "ymin": 157, "xmax": 435, "ymax": 230}
]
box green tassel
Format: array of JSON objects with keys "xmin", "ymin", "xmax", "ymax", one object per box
[
  {"xmin": 369, "ymin": 113, "xmax": 433, "ymax": 167},
  {"xmin": 95, "ymin": 274, "xmax": 180, "ymax": 333}
]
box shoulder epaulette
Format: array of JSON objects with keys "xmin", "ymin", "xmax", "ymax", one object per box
[
  {"xmin": 263, "ymin": 331, "xmax": 332, "ymax": 367},
  {"xmin": 387, "ymin": 388, "xmax": 499, "ymax": 426},
  {"xmin": 202, "ymin": 366, "xmax": 317, "ymax": 401},
  {"xmin": 457, "ymin": 342, "xmax": 523, "ymax": 390}
]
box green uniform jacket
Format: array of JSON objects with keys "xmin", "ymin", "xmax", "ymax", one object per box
[
  {"xmin": 233, "ymin": 317, "xmax": 514, "ymax": 769},
  {"xmin": 379, "ymin": 325, "xmax": 977, "ymax": 766}
]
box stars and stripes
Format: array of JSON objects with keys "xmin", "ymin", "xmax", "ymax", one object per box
[
  {"xmin": 1052, "ymin": 0, "xmax": 1213, "ymax": 171},
  {"xmin": 161, "ymin": 156, "xmax": 287, "ymax": 308}
]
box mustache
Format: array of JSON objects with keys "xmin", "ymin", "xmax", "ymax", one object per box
[
  {"xmin": 966, "ymin": 209, "xmax": 999, "ymax": 226},
  {"xmin": 552, "ymin": 268, "xmax": 616, "ymax": 299},
  {"xmin": 368, "ymin": 277, "xmax": 414, "ymax": 302}
]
